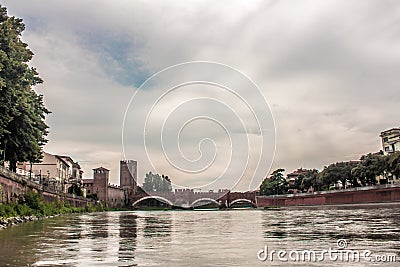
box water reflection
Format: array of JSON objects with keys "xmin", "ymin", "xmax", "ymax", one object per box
[
  {"xmin": 0, "ymin": 207, "xmax": 399, "ymax": 266},
  {"xmin": 0, "ymin": 217, "xmax": 47, "ymax": 265},
  {"xmin": 118, "ymin": 213, "xmax": 137, "ymax": 266},
  {"xmin": 261, "ymin": 206, "xmax": 400, "ymax": 261},
  {"xmin": 142, "ymin": 215, "xmax": 171, "ymax": 238}
]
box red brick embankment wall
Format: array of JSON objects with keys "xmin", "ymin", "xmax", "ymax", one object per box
[
  {"xmin": 0, "ymin": 167, "xmax": 92, "ymax": 207},
  {"xmin": 256, "ymin": 186, "xmax": 400, "ymax": 207}
]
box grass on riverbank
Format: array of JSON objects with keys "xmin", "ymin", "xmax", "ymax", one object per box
[{"xmin": 0, "ymin": 190, "xmax": 105, "ymax": 219}]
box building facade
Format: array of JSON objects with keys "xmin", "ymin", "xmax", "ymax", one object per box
[
  {"xmin": 120, "ymin": 160, "xmax": 138, "ymax": 205},
  {"xmin": 18, "ymin": 152, "xmax": 84, "ymax": 192},
  {"xmin": 18, "ymin": 152, "xmax": 68, "ymax": 191},
  {"xmin": 380, "ymin": 127, "xmax": 400, "ymax": 155},
  {"xmin": 83, "ymin": 165, "xmax": 130, "ymax": 208}
]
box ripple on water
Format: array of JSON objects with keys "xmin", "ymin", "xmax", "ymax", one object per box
[{"xmin": 0, "ymin": 207, "xmax": 399, "ymax": 266}]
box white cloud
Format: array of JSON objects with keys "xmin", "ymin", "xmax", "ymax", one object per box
[{"xmin": 3, "ymin": 0, "xmax": 400, "ymax": 188}]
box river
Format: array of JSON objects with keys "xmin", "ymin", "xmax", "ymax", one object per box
[{"xmin": 0, "ymin": 205, "xmax": 399, "ymax": 266}]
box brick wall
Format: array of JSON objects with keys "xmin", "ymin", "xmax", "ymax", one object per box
[
  {"xmin": 256, "ymin": 186, "xmax": 400, "ymax": 207},
  {"xmin": 107, "ymin": 186, "xmax": 125, "ymax": 208},
  {"xmin": 0, "ymin": 166, "xmax": 92, "ymax": 207}
]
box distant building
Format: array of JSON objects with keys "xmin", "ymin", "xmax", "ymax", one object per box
[
  {"xmin": 380, "ymin": 127, "xmax": 400, "ymax": 155},
  {"xmin": 58, "ymin": 155, "xmax": 74, "ymax": 180},
  {"xmin": 18, "ymin": 152, "xmax": 84, "ymax": 192},
  {"xmin": 83, "ymin": 166, "xmax": 126, "ymax": 208},
  {"xmin": 120, "ymin": 160, "xmax": 137, "ymax": 191},
  {"xmin": 18, "ymin": 152, "xmax": 69, "ymax": 191},
  {"xmin": 286, "ymin": 168, "xmax": 308, "ymax": 186},
  {"xmin": 71, "ymin": 162, "xmax": 84, "ymax": 184},
  {"xmin": 120, "ymin": 160, "xmax": 138, "ymax": 205}
]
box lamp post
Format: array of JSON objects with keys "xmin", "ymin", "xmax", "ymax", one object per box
[
  {"xmin": 29, "ymin": 162, "xmax": 32, "ymax": 180},
  {"xmin": 2, "ymin": 140, "xmax": 6, "ymax": 165}
]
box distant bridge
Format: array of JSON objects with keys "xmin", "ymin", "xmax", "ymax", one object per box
[{"xmin": 130, "ymin": 189, "xmax": 258, "ymax": 208}]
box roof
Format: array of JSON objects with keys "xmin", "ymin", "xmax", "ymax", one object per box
[
  {"xmin": 58, "ymin": 155, "xmax": 74, "ymax": 164},
  {"xmin": 380, "ymin": 127, "xmax": 400, "ymax": 136},
  {"xmin": 72, "ymin": 162, "xmax": 81, "ymax": 169},
  {"xmin": 93, "ymin": 166, "xmax": 110, "ymax": 171},
  {"xmin": 54, "ymin": 155, "xmax": 69, "ymax": 166},
  {"xmin": 120, "ymin": 159, "xmax": 137, "ymax": 164}
]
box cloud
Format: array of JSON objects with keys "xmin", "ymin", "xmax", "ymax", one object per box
[{"xmin": 3, "ymin": 0, "xmax": 400, "ymax": 189}]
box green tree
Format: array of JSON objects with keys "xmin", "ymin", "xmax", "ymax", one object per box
[
  {"xmin": 260, "ymin": 168, "xmax": 288, "ymax": 195},
  {"xmin": 350, "ymin": 165, "xmax": 366, "ymax": 186},
  {"xmin": 142, "ymin": 172, "xmax": 172, "ymax": 192},
  {"xmin": 0, "ymin": 5, "xmax": 50, "ymax": 171},
  {"xmin": 142, "ymin": 172, "xmax": 153, "ymax": 192},
  {"xmin": 386, "ymin": 152, "xmax": 400, "ymax": 181},
  {"xmin": 68, "ymin": 183, "xmax": 84, "ymax": 197},
  {"xmin": 293, "ymin": 169, "xmax": 319, "ymax": 192},
  {"xmin": 351, "ymin": 153, "xmax": 386, "ymax": 186},
  {"xmin": 160, "ymin": 174, "xmax": 172, "ymax": 192},
  {"xmin": 318, "ymin": 161, "xmax": 358, "ymax": 190}
]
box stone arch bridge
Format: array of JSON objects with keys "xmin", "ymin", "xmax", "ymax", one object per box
[{"xmin": 131, "ymin": 189, "xmax": 258, "ymax": 208}]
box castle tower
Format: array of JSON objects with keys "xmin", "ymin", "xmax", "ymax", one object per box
[
  {"xmin": 120, "ymin": 160, "xmax": 138, "ymax": 195},
  {"xmin": 120, "ymin": 160, "xmax": 137, "ymax": 190},
  {"xmin": 93, "ymin": 167, "xmax": 110, "ymax": 204}
]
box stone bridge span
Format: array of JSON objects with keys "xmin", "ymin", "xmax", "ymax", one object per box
[{"xmin": 131, "ymin": 189, "xmax": 258, "ymax": 208}]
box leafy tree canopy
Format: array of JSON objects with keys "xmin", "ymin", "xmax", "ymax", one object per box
[
  {"xmin": 260, "ymin": 168, "xmax": 288, "ymax": 195},
  {"xmin": 0, "ymin": 5, "xmax": 50, "ymax": 171},
  {"xmin": 351, "ymin": 153, "xmax": 386, "ymax": 186},
  {"xmin": 386, "ymin": 151, "xmax": 400, "ymax": 180},
  {"xmin": 293, "ymin": 169, "xmax": 319, "ymax": 192},
  {"xmin": 318, "ymin": 161, "xmax": 359, "ymax": 189},
  {"xmin": 142, "ymin": 172, "xmax": 173, "ymax": 193}
]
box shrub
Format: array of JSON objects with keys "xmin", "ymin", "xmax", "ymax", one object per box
[{"xmin": 24, "ymin": 190, "xmax": 42, "ymax": 210}]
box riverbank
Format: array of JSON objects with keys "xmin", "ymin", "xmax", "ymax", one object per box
[
  {"xmin": 0, "ymin": 203, "xmax": 113, "ymax": 230},
  {"xmin": 282, "ymin": 201, "xmax": 400, "ymax": 209},
  {"xmin": 256, "ymin": 184, "xmax": 400, "ymax": 208},
  {"xmin": 0, "ymin": 190, "xmax": 107, "ymax": 229},
  {"xmin": 0, "ymin": 214, "xmax": 57, "ymax": 229}
]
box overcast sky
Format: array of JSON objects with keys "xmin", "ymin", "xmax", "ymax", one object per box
[{"xmin": 3, "ymin": 0, "xmax": 399, "ymax": 191}]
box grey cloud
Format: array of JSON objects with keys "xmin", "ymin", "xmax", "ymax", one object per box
[{"xmin": 3, "ymin": 0, "xmax": 399, "ymax": 188}]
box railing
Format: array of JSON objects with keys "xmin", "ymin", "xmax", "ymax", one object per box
[
  {"xmin": 0, "ymin": 165, "xmax": 88, "ymax": 201},
  {"xmin": 0, "ymin": 165, "xmax": 43, "ymax": 190}
]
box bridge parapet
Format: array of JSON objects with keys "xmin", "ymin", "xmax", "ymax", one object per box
[{"xmin": 131, "ymin": 189, "xmax": 257, "ymax": 208}]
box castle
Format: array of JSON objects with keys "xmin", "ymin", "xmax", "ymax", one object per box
[{"xmin": 83, "ymin": 160, "xmax": 139, "ymax": 207}]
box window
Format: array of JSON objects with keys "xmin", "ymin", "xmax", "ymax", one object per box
[
  {"xmin": 383, "ymin": 137, "xmax": 388, "ymax": 142},
  {"xmin": 385, "ymin": 146, "xmax": 390, "ymax": 152}
]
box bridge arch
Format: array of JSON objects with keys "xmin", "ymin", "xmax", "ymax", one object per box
[
  {"xmin": 229, "ymin": 198, "xmax": 255, "ymax": 207},
  {"xmin": 132, "ymin": 195, "xmax": 174, "ymax": 207},
  {"xmin": 190, "ymin": 198, "xmax": 220, "ymax": 208}
]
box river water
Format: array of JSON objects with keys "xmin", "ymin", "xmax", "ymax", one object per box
[{"xmin": 0, "ymin": 205, "xmax": 399, "ymax": 266}]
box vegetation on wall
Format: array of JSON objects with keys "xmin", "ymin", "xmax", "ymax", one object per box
[
  {"xmin": 68, "ymin": 183, "xmax": 84, "ymax": 197},
  {"xmin": 0, "ymin": 190, "xmax": 103, "ymax": 219}
]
